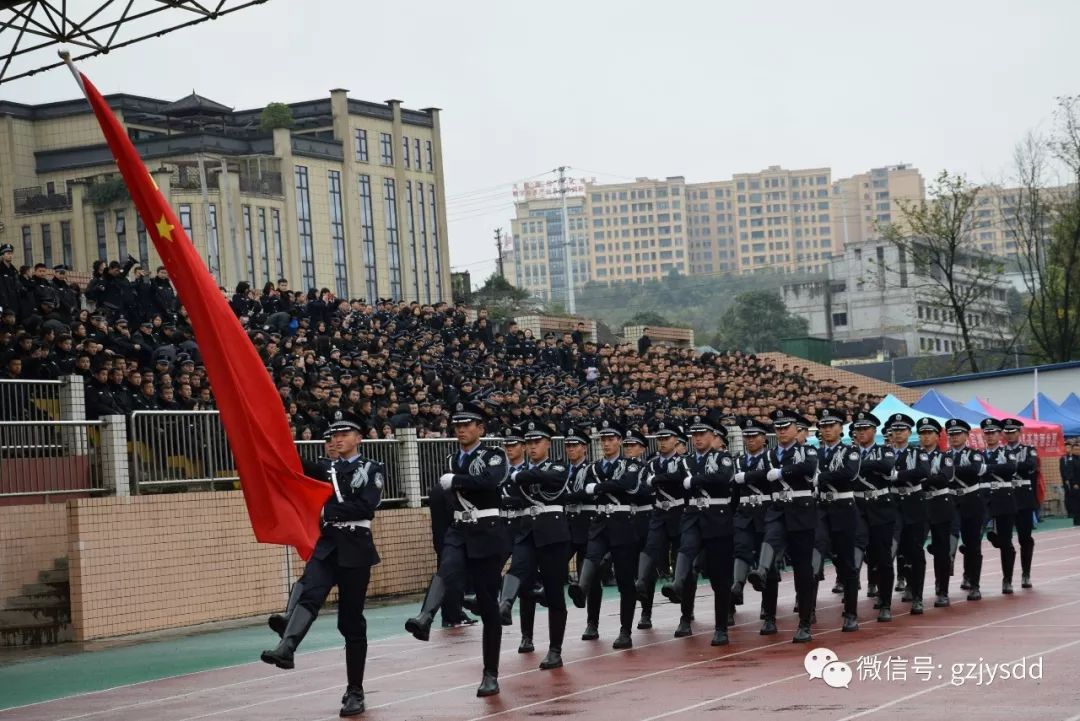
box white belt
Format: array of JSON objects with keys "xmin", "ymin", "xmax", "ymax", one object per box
[
  {"xmin": 569, "ymin": 504, "xmax": 597, "ymax": 513},
  {"xmin": 895, "ymin": 484, "xmax": 923, "ymax": 496},
  {"xmin": 739, "ymin": 494, "xmax": 771, "ymax": 506},
  {"xmin": 773, "ymin": 489, "xmax": 815, "ymax": 501},
  {"xmin": 654, "ymin": 499, "xmax": 681, "ymax": 511},
  {"xmin": 500, "ymin": 509, "xmax": 521, "ymax": 519},
  {"xmin": 956, "ymin": 484, "xmax": 983, "ymax": 495},
  {"xmin": 454, "ymin": 508, "xmax": 501, "ymax": 522},
  {"xmin": 328, "ymin": 519, "xmax": 371, "ymax": 529},
  {"xmin": 596, "ymin": 504, "xmax": 632, "ymax": 514},
  {"xmin": 927, "ymin": 488, "xmax": 954, "ymax": 498},
  {"xmin": 520, "ymin": 504, "xmax": 564, "ymax": 517},
  {"xmin": 1013, "ymin": 479, "xmax": 1032, "ymax": 488},
  {"xmin": 631, "ymin": 504, "xmax": 654, "ymax": 513},
  {"xmin": 687, "ymin": 496, "xmax": 732, "ymax": 509},
  {"xmin": 989, "ymin": 481, "xmax": 1013, "ymax": 490},
  {"xmin": 855, "ymin": 489, "xmax": 892, "ymax": 499},
  {"xmin": 819, "ymin": 490, "xmax": 855, "ymax": 502}
]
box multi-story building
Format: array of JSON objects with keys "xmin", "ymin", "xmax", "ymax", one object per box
[
  {"xmin": 830, "ymin": 164, "xmax": 925, "ymax": 246},
  {"xmin": 585, "ymin": 176, "xmax": 690, "ymax": 284},
  {"xmin": 781, "ymin": 239, "xmax": 1012, "ymax": 357},
  {"xmin": 686, "ymin": 166, "xmax": 836, "ymax": 276},
  {"xmin": 506, "ymin": 195, "xmax": 588, "ymax": 305},
  {"xmin": 0, "ymin": 89, "xmax": 451, "ymax": 303}
]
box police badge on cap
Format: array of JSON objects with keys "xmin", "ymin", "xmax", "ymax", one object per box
[
  {"xmin": 916, "ymin": 417, "xmax": 942, "ymax": 434},
  {"xmin": 328, "ymin": 409, "xmax": 364, "ymax": 434},
  {"xmin": 452, "ymin": 402, "xmax": 486, "ymax": 424},
  {"xmin": 851, "ymin": 411, "xmax": 881, "ymax": 430},
  {"xmin": 945, "ymin": 418, "xmax": 971, "ymax": 434}
]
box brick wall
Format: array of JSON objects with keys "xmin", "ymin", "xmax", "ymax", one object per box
[
  {"xmin": 0, "ymin": 503, "xmax": 68, "ymax": 598},
  {"xmin": 68, "ymin": 493, "xmax": 436, "ymax": 640}
]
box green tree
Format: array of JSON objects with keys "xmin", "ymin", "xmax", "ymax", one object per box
[
  {"xmin": 471, "ymin": 273, "xmax": 534, "ymax": 321},
  {"xmin": 712, "ymin": 289, "xmax": 809, "ymax": 352},
  {"xmin": 626, "ymin": 311, "xmax": 676, "ymax": 327},
  {"xmin": 259, "ymin": 102, "xmax": 295, "ymax": 132}
]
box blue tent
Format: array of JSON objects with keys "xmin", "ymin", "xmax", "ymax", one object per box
[
  {"xmin": 1062, "ymin": 392, "xmax": 1080, "ymax": 418},
  {"xmin": 912, "ymin": 389, "xmax": 986, "ymax": 425},
  {"xmin": 805, "ymin": 394, "xmax": 946, "ymax": 446},
  {"xmin": 1018, "ymin": 393, "xmax": 1080, "ymax": 436}
]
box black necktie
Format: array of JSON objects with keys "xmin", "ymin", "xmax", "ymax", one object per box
[{"xmin": 603, "ymin": 461, "xmax": 611, "ymax": 474}]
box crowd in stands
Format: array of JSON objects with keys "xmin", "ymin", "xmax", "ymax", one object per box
[{"xmin": 0, "ymin": 245, "xmax": 883, "ymax": 437}]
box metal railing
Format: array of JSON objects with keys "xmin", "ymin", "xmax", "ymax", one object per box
[
  {"xmin": 130, "ymin": 410, "xmax": 235, "ymax": 491},
  {"xmin": 0, "ymin": 379, "xmax": 62, "ymax": 421},
  {"xmin": 0, "ymin": 420, "xmax": 104, "ymax": 497}
]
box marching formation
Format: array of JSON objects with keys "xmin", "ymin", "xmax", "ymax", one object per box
[{"xmin": 257, "ymin": 404, "xmax": 1041, "ymax": 717}]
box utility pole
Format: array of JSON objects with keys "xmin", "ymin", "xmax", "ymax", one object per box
[
  {"xmin": 557, "ymin": 165, "xmax": 576, "ymax": 314},
  {"xmin": 495, "ymin": 227, "xmax": 504, "ymax": 279}
]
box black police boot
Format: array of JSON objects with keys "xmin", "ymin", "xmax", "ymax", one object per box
[
  {"xmin": 935, "ymin": 579, "xmax": 950, "ymax": 608},
  {"xmin": 261, "ymin": 606, "xmax": 316, "ymax": 669},
  {"xmin": 539, "ymin": 648, "xmax": 563, "ymax": 670},
  {"xmin": 960, "ymin": 574, "xmax": 971, "ymax": 591},
  {"xmin": 967, "ymin": 555, "xmax": 983, "ymax": 600},
  {"xmin": 731, "ymin": 558, "xmax": 750, "ymax": 605},
  {"xmin": 986, "ymin": 525, "xmax": 1000, "ymax": 548},
  {"xmin": 581, "ymin": 621, "xmax": 599, "ymax": 641},
  {"xmin": 711, "ymin": 627, "xmax": 729, "ymax": 646},
  {"xmin": 268, "ymin": 580, "xmax": 305, "ymax": 638},
  {"xmin": 867, "ymin": 583, "xmax": 879, "ymax": 599},
  {"xmin": 635, "ymin": 552, "xmax": 656, "ymax": 603},
  {"xmin": 760, "ymin": 616, "xmax": 778, "ymax": 635},
  {"xmin": 661, "ymin": 553, "xmax": 693, "ymax": 605},
  {"xmin": 405, "ymin": 575, "xmax": 446, "ymax": 642},
  {"xmin": 792, "ymin": 622, "xmax": 812, "ymax": 644},
  {"xmin": 530, "ymin": 582, "xmax": 548, "ymax": 608},
  {"xmin": 1002, "ymin": 547, "xmax": 1016, "ymax": 595},
  {"xmin": 877, "ymin": 605, "xmax": 892, "ymax": 622},
  {"xmin": 568, "ymin": 559, "xmax": 598, "ymax": 609},
  {"xmin": 498, "ymin": 574, "xmax": 522, "ymax": 626},
  {"xmin": 612, "ymin": 628, "xmax": 633, "ymax": 649},
  {"xmin": 637, "ymin": 611, "xmax": 653, "ymax": 630},
  {"xmin": 747, "ymin": 543, "xmax": 775, "ymax": 593},
  {"xmin": 895, "ymin": 575, "xmax": 907, "ymax": 593},
  {"xmin": 518, "ymin": 636, "xmax": 534, "ymax": 653},
  {"xmin": 339, "ymin": 686, "xmax": 365, "ymax": 717},
  {"xmin": 832, "ymin": 578, "xmax": 845, "ymax": 594},
  {"xmin": 1021, "ymin": 572, "xmax": 1032, "ymax": 589},
  {"xmin": 462, "ymin": 593, "xmax": 480, "ymax": 616},
  {"xmin": 726, "ymin": 607, "xmax": 735, "ymax": 626},
  {"xmin": 476, "ymin": 670, "xmax": 499, "ymax": 697},
  {"xmin": 911, "ymin": 597, "xmax": 924, "ymax": 615},
  {"xmin": 1020, "ymin": 540, "xmax": 1033, "ymax": 588},
  {"xmin": 674, "ymin": 615, "xmax": 692, "ymax": 638},
  {"xmin": 842, "ymin": 613, "xmax": 859, "ymax": 632}
]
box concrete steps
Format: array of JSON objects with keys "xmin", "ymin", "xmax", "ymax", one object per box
[{"xmin": 0, "ymin": 558, "xmax": 72, "ymax": 647}]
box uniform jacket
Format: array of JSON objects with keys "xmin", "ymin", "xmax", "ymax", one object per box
[
  {"xmin": 924, "ymin": 449, "xmax": 957, "ymax": 525},
  {"xmin": 682, "ymin": 449, "xmax": 736, "ymax": 538},
  {"xmin": 1008, "ymin": 442, "xmax": 1039, "ymax": 511},
  {"xmin": 564, "ymin": 460, "xmax": 593, "ymax": 545},
  {"xmin": 892, "ymin": 445, "xmax": 931, "ymax": 524},
  {"xmin": 758, "ymin": 441, "xmax": 818, "ymax": 532},
  {"xmin": 584, "ymin": 455, "xmax": 643, "ymax": 546},
  {"xmin": 817, "ymin": 442, "xmax": 861, "ymax": 531},
  {"xmin": 307, "ymin": 455, "xmax": 383, "ymax": 568},
  {"xmin": 444, "ymin": 445, "xmax": 510, "ymax": 559},
  {"xmin": 948, "ymin": 446, "xmax": 987, "ymax": 516},
  {"xmin": 645, "ymin": 452, "xmax": 685, "ymax": 536},
  {"xmin": 854, "ymin": 443, "xmax": 897, "ymax": 526},
  {"xmin": 511, "ymin": 457, "xmax": 571, "ymax": 547},
  {"xmin": 984, "ymin": 444, "xmax": 1018, "ymax": 516},
  {"xmin": 735, "ymin": 449, "xmax": 772, "ymax": 529}
]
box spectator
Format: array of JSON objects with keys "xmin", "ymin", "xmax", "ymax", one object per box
[{"xmin": 638, "ymin": 327, "xmax": 652, "ymax": 356}]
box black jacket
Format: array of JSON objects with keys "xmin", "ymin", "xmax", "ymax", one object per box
[
  {"xmin": 307, "ymin": 454, "xmax": 383, "ymax": 568},
  {"xmin": 444, "ymin": 446, "xmax": 509, "ymax": 559}
]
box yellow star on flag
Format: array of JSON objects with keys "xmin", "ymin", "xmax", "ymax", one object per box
[{"xmin": 155, "ymin": 215, "xmax": 175, "ymax": 242}]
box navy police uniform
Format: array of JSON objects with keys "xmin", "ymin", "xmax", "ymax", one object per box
[
  {"xmin": 980, "ymin": 418, "xmax": 1019, "ymax": 593},
  {"xmin": 730, "ymin": 418, "xmax": 775, "ymax": 624},
  {"xmin": 888, "ymin": 414, "xmax": 930, "ymax": 613},
  {"xmin": 1003, "ymin": 419, "xmax": 1038, "ymax": 588},
  {"xmin": 850, "ymin": 412, "xmax": 898, "ymax": 619},
  {"xmin": 562, "ymin": 425, "xmax": 604, "ymax": 638},
  {"xmin": 813, "ymin": 408, "xmax": 861, "ymax": 629},
  {"xmin": 945, "ymin": 418, "xmax": 989, "ymax": 600}
]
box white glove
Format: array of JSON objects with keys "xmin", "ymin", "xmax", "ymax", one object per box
[
  {"xmin": 766, "ymin": 469, "xmax": 783, "ymax": 482},
  {"xmin": 889, "ymin": 470, "xmax": 898, "ymax": 482},
  {"xmin": 585, "ymin": 483, "xmax": 597, "ymax": 495},
  {"xmin": 682, "ymin": 476, "xmax": 692, "ymax": 490},
  {"xmin": 645, "ymin": 473, "xmax": 654, "ymax": 487},
  {"xmin": 439, "ymin": 473, "xmax": 454, "ymax": 490},
  {"xmin": 733, "ymin": 472, "xmax": 746, "ymax": 485},
  {"xmin": 511, "ymin": 470, "xmax": 521, "ymax": 483}
]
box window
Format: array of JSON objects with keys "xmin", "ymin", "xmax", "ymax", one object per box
[
  {"xmin": 94, "ymin": 211, "xmax": 107, "ymax": 261},
  {"xmin": 405, "ymin": 180, "xmax": 419, "ymax": 302},
  {"xmin": 60, "ymin": 221, "xmax": 73, "ymax": 267},
  {"xmin": 136, "ymin": 216, "xmax": 148, "ymax": 263},
  {"xmin": 21, "ymin": 225, "xmax": 32, "ymax": 264},
  {"xmin": 41, "ymin": 223, "xmax": 53, "ymax": 268},
  {"xmin": 380, "ymin": 132, "xmax": 393, "ymax": 165},
  {"xmin": 115, "ymin": 210, "xmax": 127, "ymax": 260},
  {"xmin": 257, "ymin": 208, "xmax": 270, "ymax": 286},
  {"xmin": 328, "ymin": 171, "xmax": 348, "ymax": 298},
  {"xmin": 402, "ymin": 136, "xmax": 410, "ymax": 168},
  {"xmin": 832, "ymin": 312, "xmax": 848, "ymax": 327},
  {"xmin": 429, "ymin": 184, "xmax": 442, "ymax": 300},
  {"xmin": 414, "ymin": 138, "xmax": 422, "ymax": 171},
  {"xmin": 417, "ymin": 181, "xmax": 431, "ymax": 303},
  {"xmin": 271, "ymin": 209, "xmax": 284, "ymax": 280},
  {"xmin": 294, "ymin": 165, "xmax": 315, "ymax": 289},
  {"xmin": 205, "ymin": 204, "xmax": 220, "ymax": 280},
  {"xmin": 425, "ymin": 140, "xmax": 433, "ymax": 171},
  {"xmin": 242, "ymin": 205, "xmax": 255, "ymax": 284},
  {"xmin": 354, "ymin": 128, "xmax": 369, "ymax": 162},
  {"xmin": 358, "ymin": 175, "xmax": 378, "ymax": 302},
  {"xmin": 383, "ymin": 178, "xmax": 402, "ymax": 299}
]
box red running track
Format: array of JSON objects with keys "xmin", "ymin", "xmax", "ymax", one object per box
[{"xmin": 3, "ymin": 527, "xmax": 1080, "ymax": 721}]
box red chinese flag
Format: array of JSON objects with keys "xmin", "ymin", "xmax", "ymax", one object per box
[{"xmin": 72, "ymin": 67, "xmax": 330, "ymax": 559}]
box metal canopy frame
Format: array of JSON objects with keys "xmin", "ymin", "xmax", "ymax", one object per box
[{"xmin": 0, "ymin": 0, "xmax": 270, "ymax": 86}]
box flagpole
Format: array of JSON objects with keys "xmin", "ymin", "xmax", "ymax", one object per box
[
  {"xmin": 1033, "ymin": 367, "xmax": 1040, "ymax": 420},
  {"xmin": 57, "ymin": 51, "xmax": 87, "ymax": 95}
]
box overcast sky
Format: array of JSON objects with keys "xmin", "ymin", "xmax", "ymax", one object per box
[{"xmin": 4, "ymin": 0, "xmax": 1078, "ymax": 285}]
